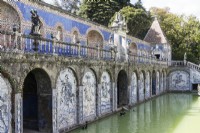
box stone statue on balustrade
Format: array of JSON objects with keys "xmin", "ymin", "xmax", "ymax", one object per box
[
  {"xmin": 184, "ymin": 52, "xmax": 187, "ymax": 61},
  {"xmin": 30, "ymin": 9, "xmax": 42, "ymax": 35},
  {"xmin": 111, "ymin": 11, "xmax": 127, "ymax": 31},
  {"xmin": 184, "ymin": 52, "xmax": 187, "ymax": 65}
]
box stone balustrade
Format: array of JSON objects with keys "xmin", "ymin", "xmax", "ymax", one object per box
[
  {"xmin": 171, "ymin": 60, "xmax": 185, "ymax": 66},
  {"xmin": 0, "ymin": 30, "xmax": 169, "ymax": 66}
]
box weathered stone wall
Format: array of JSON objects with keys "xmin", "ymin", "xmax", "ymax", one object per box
[
  {"xmin": 0, "ymin": 52, "xmax": 167, "ymax": 132},
  {"xmin": 0, "ymin": 1, "xmax": 170, "ymax": 132}
]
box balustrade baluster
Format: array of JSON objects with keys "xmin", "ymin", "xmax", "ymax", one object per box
[
  {"xmin": 9, "ymin": 34, "xmax": 11, "ymax": 49},
  {"xmin": 21, "ymin": 36, "xmax": 24, "ymax": 51},
  {"xmin": 48, "ymin": 41, "xmax": 51, "ymax": 53},
  {"xmin": 30, "ymin": 38, "xmax": 32, "ymax": 52},
  {"xmin": 3, "ymin": 34, "xmax": 6, "ymax": 48}
]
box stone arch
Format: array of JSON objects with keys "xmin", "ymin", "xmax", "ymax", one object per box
[
  {"xmin": 0, "ymin": 73, "xmax": 12, "ymax": 133},
  {"xmin": 138, "ymin": 71, "xmax": 145, "ymax": 102},
  {"xmin": 100, "ymin": 71, "xmax": 112, "ymax": 114},
  {"xmin": 129, "ymin": 71, "xmax": 138, "ymax": 105},
  {"xmin": 117, "ymin": 70, "xmax": 128, "ymax": 107},
  {"xmin": 56, "ymin": 67, "xmax": 78, "ymax": 130},
  {"xmin": 22, "ymin": 68, "xmax": 52, "ymax": 132},
  {"xmin": 152, "ymin": 70, "xmax": 156, "ymax": 95},
  {"xmin": 86, "ymin": 29, "xmax": 104, "ymax": 48},
  {"xmin": 145, "ymin": 71, "xmax": 151, "ymax": 99},
  {"xmin": 81, "ymin": 68, "xmax": 97, "ymax": 122},
  {"xmin": 129, "ymin": 42, "xmax": 137, "ymax": 55}
]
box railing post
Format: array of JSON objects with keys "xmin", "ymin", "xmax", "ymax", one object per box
[
  {"xmin": 97, "ymin": 45, "xmax": 100, "ymax": 59},
  {"xmin": 77, "ymin": 43, "xmax": 81, "ymax": 57},
  {"xmin": 3, "ymin": 34, "xmax": 6, "ymax": 49}
]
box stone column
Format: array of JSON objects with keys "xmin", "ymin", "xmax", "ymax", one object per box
[
  {"xmin": 112, "ymin": 82, "xmax": 117, "ymax": 111},
  {"xmin": 15, "ymin": 93, "xmax": 23, "ymax": 133},
  {"xmin": 128, "ymin": 85, "xmax": 132, "ymax": 106},
  {"xmin": 78, "ymin": 86, "xmax": 84, "ymax": 124},
  {"xmin": 96, "ymin": 84, "xmax": 101, "ymax": 117},
  {"xmin": 52, "ymin": 89, "xmax": 58, "ymax": 133}
]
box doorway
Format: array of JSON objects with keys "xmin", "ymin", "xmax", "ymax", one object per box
[
  {"xmin": 117, "ymin": 70, "xmax": 128, "ymax": 107},
  {"xmin": 152, "ymin": 70, "xmax": 156, "ymax": 95},
  {"xmin": 23, "ymin": 68, "xmax": 52, "ymax": 132},
  {"xmin": 192, "ymin": 84, "xmax": 198, "ymax": 91}
]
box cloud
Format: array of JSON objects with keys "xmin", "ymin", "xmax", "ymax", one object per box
[{"xmin": 131, "ymin": 0, "xmax": 200, "ymax": 18}]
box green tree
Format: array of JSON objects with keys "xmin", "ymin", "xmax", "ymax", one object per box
[
  {"xmin": 134, "ymin": 0, "xmax": 145, "ymax": 10},
  {"xmin": 53, "ymin": 0, "xmax": 80, "ymax": 14},
  {"xmin": 110, "ymin": 6, "xmax": 152, "ymax": 39},
  {"xmin": 151, "ymin": 7, "xmax": 200, "ymax": 64},
  {"xmin": 78, "ymin": 0, "xmax": 129, "ymax": 26}
]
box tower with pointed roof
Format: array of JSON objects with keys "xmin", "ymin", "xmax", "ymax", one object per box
[{"xmin": 144, "ymin": 17, "xmax": 171, "ymax": 63}]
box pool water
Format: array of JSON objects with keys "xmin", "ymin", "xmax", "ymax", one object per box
[{"xmin": 69, "ymin": 93, "xmax": 200, "ymax": 133}]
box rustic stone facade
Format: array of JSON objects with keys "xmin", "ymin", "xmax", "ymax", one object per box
[{"xmin": 1, "ymin": 1, "xmax": 197, "ymax": 133}]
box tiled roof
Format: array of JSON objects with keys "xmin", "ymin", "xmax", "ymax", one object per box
[{"xmin": 144, "ymin": 18, "xmax": 167, "ymax": 44}]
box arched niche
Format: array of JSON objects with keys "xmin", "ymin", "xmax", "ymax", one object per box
[
  {"xmin": 0, "ymin": 2, "xmax": 21, "ymax": 31},
  {"xmin": 129, "ymin": 42, "xmax": 137, "ymax": 55},
  {"xmin": 72, "ymin": 30, "xmax": 79, "ymax": 44},
  {"xmin": 130, "ymin": 72, "xmax": 138, "ymax": 105},
  {"xmin": 0, "ymin": 2, "xmax": 21, "ymax": 49},
  {"xmin": 87, "ymin": 30, "xmax": 103, "ymax": 48},
  {"xmin": 56, "ymin": 68, "xmax": 78, "ymax": 130},
  {"xmin": 100, "ymin": 71, "xmax": 112, "ymax": 114},
  {"xmin": 56, "ymin": 26, "xmax": 63, "ymax": 41},
  {"xmin": 82, "ymin": 69, "xmax": 97, "ymax": 121}
]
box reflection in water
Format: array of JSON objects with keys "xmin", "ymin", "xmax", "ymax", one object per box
[{"xmin": 69, "ymin": 94, "xmax": 197, "ymax": 133}]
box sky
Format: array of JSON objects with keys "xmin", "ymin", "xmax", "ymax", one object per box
[
  {"xmin": 131, "ymin": 0, "xmax": 200, "ymax": 18},
  {"xmin": 44, "ymin": 0, "xmax": 200, "ymax": 18}
]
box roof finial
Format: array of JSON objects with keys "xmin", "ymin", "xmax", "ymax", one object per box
[{"xmin": 152, "ymin": 15, "xmax": 158, "ymax": 21}]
